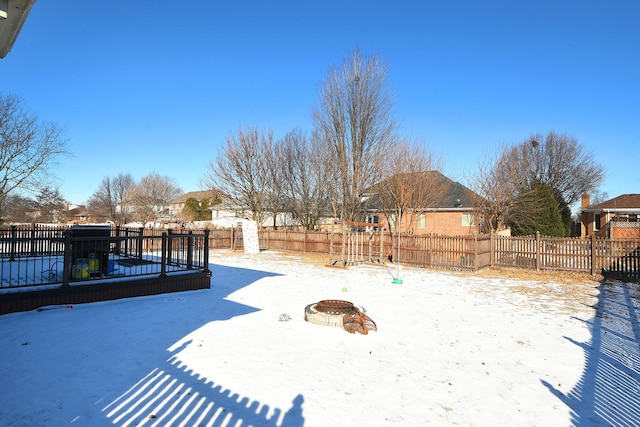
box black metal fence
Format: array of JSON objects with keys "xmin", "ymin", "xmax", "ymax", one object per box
[{"xmin": 0, "ymin": 225, "xmax": 210, "ymax": 289}]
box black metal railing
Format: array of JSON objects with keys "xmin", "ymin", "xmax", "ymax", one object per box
[{"xmin": 0, "ymin": 226, "xmax": 210, "ymax": 289}]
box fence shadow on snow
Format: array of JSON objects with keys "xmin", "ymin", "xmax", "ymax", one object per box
[
  {"xmin": 542, "ymin": 281, "xmax": 640, "ymax": 426},
  {"xmin": 103, "ymin": 340, "xmax": 304, "ymax": 427}
]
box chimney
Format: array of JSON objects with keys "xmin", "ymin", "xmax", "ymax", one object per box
[{"xmin": 581, "ymin": 193, "xmax": 591, "ymax": 209}]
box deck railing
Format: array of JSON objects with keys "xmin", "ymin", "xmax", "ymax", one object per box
[{"xmin": 0, "ymin": 225, "xmax": 210, "ymax": 289}]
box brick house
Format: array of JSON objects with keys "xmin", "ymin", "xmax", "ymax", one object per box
[
  {"xmin": 363, "ymin": 171, "xmax": 481, "ymax": 235},
  {"xmin": 168, "ymin": 190, "xmax": 221, "ymax": 221},
  {"xmin": 580, "ymin": 193, "xmax": 640, "ymax": 238}
]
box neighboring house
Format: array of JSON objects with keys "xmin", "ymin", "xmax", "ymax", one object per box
[
  {"xmin": 168, "ymin": 190, "xmax": 218, "ymax": 221},
  {"xmin": 66, "ymin": 205, "xmax": 89, "ymax": 224},
  {"xmin": 169, "ymin": 190, "xmax": 252, "ymax": 227},
  {"xmin": 115, "ymin": 200, "xmax": 166, "ymax": 222},
  {"xmin": 209, "ymin": 198, "xmax": 301, "ymax": 229},
  {"xmin": 580, "ymin": 193, "xmax": 640, "ymax": 238},
  {"xmin": 363, "ymin": 171, "xmax": 481, "ymax": 235}
]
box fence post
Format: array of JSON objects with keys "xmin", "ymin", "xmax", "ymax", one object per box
[
  {"xmin": 490, "ymin": 231, "xmax": 494, "ymax": 268},
  {"xmin": 187, "ymin": 230, "xmax": 193, "ymax": 269},
  {"xmin": 138, "ymin": 227, "xmax": 144, "ymax": 259},
  {"xmin": 473, "ymin": 233, "xmax": 478, "ymax": 270},
  {"xmin": 535, "ymin": 232, "xmax": 540, "ymax": 271},
  {"xmin": 9, "ymin": 225, "xmax": 17, "ymax": 261},
  {"xmin": 62, "ymin": 230, "xmax": 71, "ymax": 287},
  {"xmin": 203, "ymin": 229, "xmax": 211, "ymax": 277},
  {"xmin": 160, "ymin": 232, "xmax": 167, "ymax": 277},
  {"xmin": 167, "ymin": 228, "xmax": 174, "ymax": 266},
  {"xmin": 590, "ymin": 234, "xmax": 596, "ymax": 276},
  {"xmin": 114, "ymin": 226, "xmax": 121, "ymax": 256},
  {"xmin": 30, "ymin": 223, "xmax": 37, "ymax": 257}
]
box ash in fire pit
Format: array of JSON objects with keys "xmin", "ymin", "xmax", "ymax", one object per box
[{"xmin": 305, "ymin": 299, "xmax": 377, "ymax": 334}]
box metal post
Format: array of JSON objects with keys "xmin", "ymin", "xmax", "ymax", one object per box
[
  {"xmin": 160, "ymin": 232, "xmax": 167, "ymax": 277},
  {"xmin": 62, "ymin": 230, "xmax": 71, "ymax": 287},
  {"xmin": 187, "ymin": 230, "xmax": 193, "ymax": 269},
  {"xmin": 137, "ymin": 227, "xmax": 144, "ymax": 260},
  {"xmin": 203, "ymin": 229, "xmax": 211, "ymax": 277},
  {"xmin": 167, "ymin": 228, "xmax": 173, "ymax": 266},
  {"xmin": 9, "ymin": 225, "xmax": 16, "ymax": 261}
]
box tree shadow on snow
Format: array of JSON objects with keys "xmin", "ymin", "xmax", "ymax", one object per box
[{"xmin": 542, "ymin": 280, "xmax": 640, "ymax": 426}]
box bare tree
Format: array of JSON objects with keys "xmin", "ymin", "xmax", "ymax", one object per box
[
  {"xmin": 468, "ymin": 144, "xmax": 527, "ymax": 232},
  {"xmin": 2, "ymin": 193, "xmax": 34, "ymax": 223},
  {"xmin": 32, "ymin": 186, "xmax": 66, "ymax": 223},
  {"xmin": 312, "ymin": 46, "xmax": 395, "ymax": 222},
  {"xmin": 204, "ymin": 126, "xmax": 272, "ymax": 227},
  {"xmin": 506, "ymin": 131, "xmax": 604, "ymax": 206},
  {"xmin": 470, "ymin": 131, "xmax": 604, "ymax": 233},
  {"xmin": 374, "ymin": 137, "xmax": 446, "ymax": 232},
  {"xmin": 129, "ymin": 172, "xmax": 181, "ymax": 224},
  {"xmin": 0, "ymin": 94, "xmax": 69, "ymax": 219},
  {"xmin": 280, "ymin": 128, "xmax": 330, "ymax": 230},
  {"xmin": 264, "ymin": 136, "xmax": 286, "ymax": 228},
  {"xmin": 87, "ymin": 173, "xmax": 135, "ymax": 225}
]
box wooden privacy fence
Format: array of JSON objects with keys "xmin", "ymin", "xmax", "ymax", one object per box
[{"xmin": 198, "ymin": 228, "xmax": 640, "ymax": 280}]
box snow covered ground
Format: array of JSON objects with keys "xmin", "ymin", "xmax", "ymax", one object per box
[{"xmin": 0, "ymin": 249, "xmax": 638, "ymax": 426}]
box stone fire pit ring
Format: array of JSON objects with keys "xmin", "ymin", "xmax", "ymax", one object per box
[{"xmin": 305, "ymin": 299, "xmax": 361, "ymax": 328}]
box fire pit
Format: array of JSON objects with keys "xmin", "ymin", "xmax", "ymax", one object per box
[{"xmin": 305, "ymin": 299, "xmax": 377, "ymax": 334}]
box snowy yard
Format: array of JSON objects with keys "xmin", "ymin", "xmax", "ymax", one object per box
[{"xmin": 0, "ymin": 249, "xmax": 638, "ymax": 426}]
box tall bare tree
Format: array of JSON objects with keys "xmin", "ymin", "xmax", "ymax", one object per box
[
  {"xmin": 312, "ymin": 46, "xmax": 395, "ymax": 222},
  {"xmin": 280, "ymin": 128, "xmax": 330, "ymax": 230},
  {"xmin": 265, "ymin": 136, "xmax": 286, "ymax": 228},
  {"xmin": 87, "ymin": 173, "xmax": 135, "ymax": 225},
  {"xmin": 0, "ymin": 94, "xmax": 69, "ymax": 219},
  {"xmin": 204, "ymin": 126, "xmax": 272, "ymax": 227},
  {"xmin": 129, "ymin": 172, "xmax": 181, "ymax": 224}
]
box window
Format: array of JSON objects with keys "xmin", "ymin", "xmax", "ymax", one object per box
[
  {"xmin": 418, "ymin": 214, "xmax": 426, "ymax": 228},
  {"xmin": 462, "ymin": 213, "xmax": 476, "ymax": 227},
  {"xmin": 594, "ymin": 214, "xmax": 601, "ymax": 231},
  {"xmin": 366, "ymin": 214, "xmax": 379, "ymax": 231}
]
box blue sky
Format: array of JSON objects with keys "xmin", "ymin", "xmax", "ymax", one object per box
[{"xmin": 2, "ymin": 1, "xmax": 638, "ymax": 211}]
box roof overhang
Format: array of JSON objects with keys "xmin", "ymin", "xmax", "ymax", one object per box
[
  {"xmin": 583, "ymin": 208, "xmax": 640, "ymax": 214},
  {"xmin": 0, "ymin": 0, "xmax": 36, "ymax": 58}
]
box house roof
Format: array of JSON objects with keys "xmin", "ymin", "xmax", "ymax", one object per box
[
  {"xmin": 583, "ymin": 194, "xmax": 640, "ymax": 213},
  {"xmin": 366, "ymin": 171, "xmax": 479, "ymax": 211},
  {"xmin": 170, "ymin": 190, "xmax": 217, "ymax": 204},
  {"xmin": 0, "ymin": 0, "xmax": 36, "ymax": 58}
]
